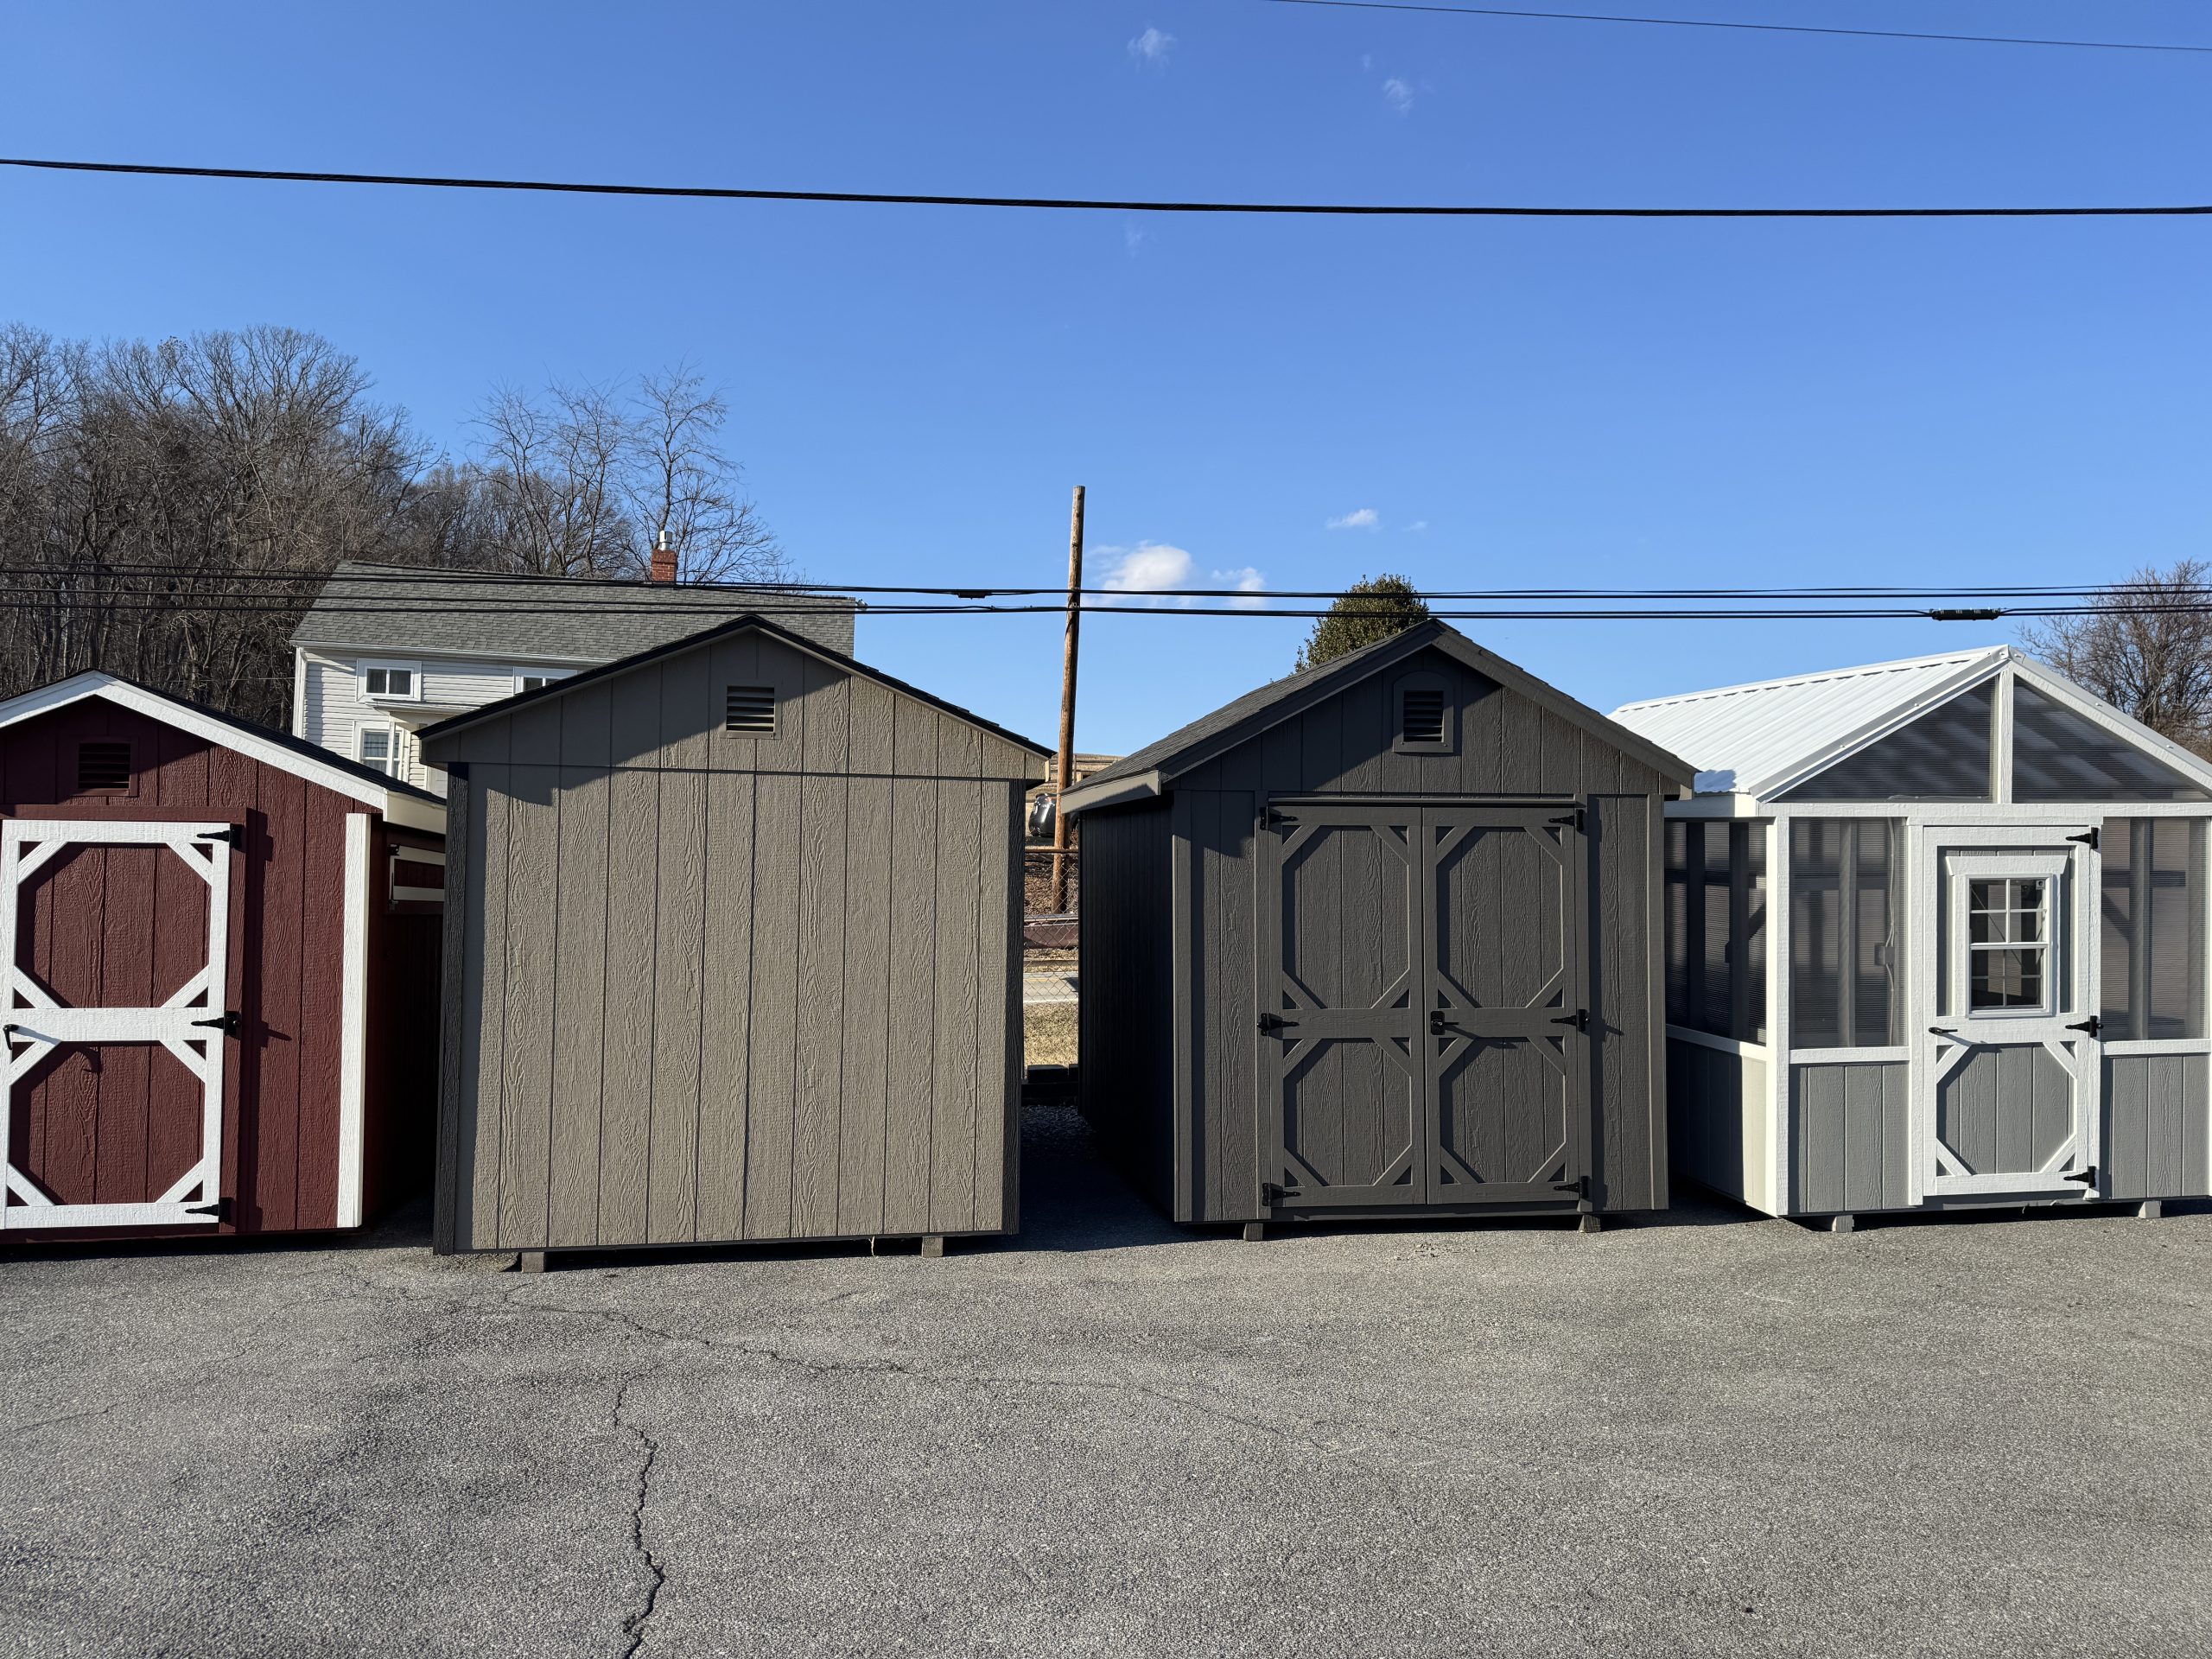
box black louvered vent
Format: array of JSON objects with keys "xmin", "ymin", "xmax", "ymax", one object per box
[
  {"xmin": 724, "ymin": 684, "xmax": 777, "ymax": 735},
  {"xmin": 1402, "ymin": 689, "xmax": 1446, "ymax": 746},
  {"xmin": 77, "ymin": 741, "xmax": 132, "ymax": 791}
]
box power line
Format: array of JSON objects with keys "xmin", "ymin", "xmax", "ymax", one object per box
[
  {"xmin": 2, "ymin": 156, "xmax": 2207, "ymax": 219},
  {"xmin": 1259, "ymin": 0, "xmax": 2212, "ymax": 55},
  {"xmin": 0, "ymin": 563, "xmax": 2163, "ymax": 602}
]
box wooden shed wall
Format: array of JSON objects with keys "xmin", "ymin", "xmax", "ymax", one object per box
[
  {"xmin": 1160, "ymin": 646, "xmax": 1671, "ymax": 1223},
  {"xmin": 431, "ymin": 632, "xmax": 1036, "ymax": 1251},
  {"xmin": 1075, "ymin": 798, "xmax": 1175, "ymax": 1211},
  {"xmin": 1, "ymin": 697, "xmax": 416, "ymax": 1235}
]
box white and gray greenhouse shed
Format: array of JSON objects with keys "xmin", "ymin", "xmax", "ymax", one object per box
[{"xmin": 1611, "ymin": 645, "xmax": 2212, "ymax": 1230}]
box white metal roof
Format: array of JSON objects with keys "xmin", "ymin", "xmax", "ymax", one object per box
[{"xmin": 1610, "ymin": 647, "xmax": 2011, "ymax": 797}]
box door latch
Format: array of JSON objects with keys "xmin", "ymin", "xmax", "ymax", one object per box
[
  {"xmin": 1549, "ymin": 1009, "xmax": 1589, "ymax": 1032},
  {"xmin": 2064, "ymin": 1166, "xmax": 2099, "ymax": 1186},
  {"xmin": 1260, "ymin": 1182, "xmax": 1303, "ymax": 1205},
  {"xmin": 197, "ymin": 825, "xmax": 244, "ymax": 849},
  {"xmin": 2065, "ymin": 828, "xmax": 2099, "ymax": 852},
  {"xmin": 1428, "ymin": 1009, "xmax": 1458, "ymax": 1037},
  {"xmin": 189, "ymin": 1011, "xmax": 241, "ymax": 1037},
  {"xmin": 1257, "ymin": 1012, "xmax": 1298, "ymax": 1036},
  {"xmin": 2065, "ymin": 1015, "xmax": 2101, "ymax": 1038}
]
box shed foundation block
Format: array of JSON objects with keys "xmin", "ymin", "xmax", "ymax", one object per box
[
  {"xmin": 2138, "ymin": 1200, "xmax": 2164, "ymax": 1221},
  {"xmin": 920, "ymin": 1235, "xmax": 946, "ymax": 1259},
  {"xmin": 1242, "ymin": 1222, "xmax": 1267, "ymax": 1243},
  {"xmin": 1828, "ymin": 1214, "xmax": 1855, "ymax": 1235},
  {"xmin": 1577, "ymin": 1214, "xmax": 1602, "ymax": 1234},
  {"xmin": 518, "ymin": 1251, "xmax": 548, "ymax": 1274}
]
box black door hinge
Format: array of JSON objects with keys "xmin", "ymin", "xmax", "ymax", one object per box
[
  {"xmin": 1549, "ymin": 1008, "xmax": 1589, "ymax": 1031},
  {"xmin": 2066, "ymin": 1015, "xmax": 2101, "ymax": 1038},
  {"xmin": 1258, "ymin": 1012, "xmax": 1298, "ymax": 1035},
  {"xmin": 197, "ymin": 824, "xmax": 244, "ymax": 849},
  {"xmin": 189, "ymin": 1010, "xmax": 241, "ymax": 1037},
  {"xmin": 1260, "ymin": 1181, "xmax": 1302, "ymax": 1206},
  {"xmin": 184, "ymin": 1197, "xmax": 230, "ymax": 1219},
  {"xmin": 2064, "ymin": 1166, "xmax": 2099, "ymax": 1186},
  {"xmin": 2065, "ymin": 828, "xmax": 2099, "ymax": 851},
  {"xmin": 1547, "ymin": 809, "xmax": 1585, "ymax": 833}
]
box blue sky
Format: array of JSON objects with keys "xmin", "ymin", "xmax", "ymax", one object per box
[{"xmin": 3, "ymin": 1, "xmax": 2207, "ymax": 752}]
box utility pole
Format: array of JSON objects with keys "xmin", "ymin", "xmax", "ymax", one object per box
[{"xmin": 1051, "ymin": 486, "xmax": 1084, "ymax": 913}]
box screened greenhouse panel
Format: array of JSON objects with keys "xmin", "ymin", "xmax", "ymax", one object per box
[
  {"xmin": 2101, "ymin": 818, "xmax": 2207, "ymax": 1039},
  {"xmin": 1777, "ymin": 681, "xmax": 1993, "ymax": 802},
  {"xmin": 2012, "ymin": 681, "xmax": 2209, "ymax": 802},
  {"xmin": 1664, "ymin": 820, "xmax": 1767, "ymax": 1042},
  {"xmin": 1789, "ymin": 818, "xmax": 1903, "ymax": 1047}
]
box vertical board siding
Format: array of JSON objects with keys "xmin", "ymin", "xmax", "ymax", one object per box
[
  {"xmin": 1130, "ymin": 644, "xmax": 1673, "ymax": 1224},
  {"xmin": 2103, "ymin": 1054, "xmax": 2211, "ymax": 1199},
  {"xmin": 434, "ymin": 775, "xmax": 474, "ymax": 1252},
  {"xmin": 1, "ymin": 696, "xmax": 434, "ymax": 1239},
  {"xmin": 1789, "ymin": 1062, "xmax": 1910, "ymax": 1214},
  {"xmin": 1667, "ymin": 1037, "xmax": 1767, "ymax": 1205},
  {"xmin": 1076, "ymin": 801, "xmax": 1176, "ymax": 1211},
  {"xmin": 430, "ymin": 632, "xmax": 1038, "ymax": 1250}
]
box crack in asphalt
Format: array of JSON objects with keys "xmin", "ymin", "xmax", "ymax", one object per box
[{"xmin": 613, "ymin": 1374, "xmax": 668, "ymax": 1659}]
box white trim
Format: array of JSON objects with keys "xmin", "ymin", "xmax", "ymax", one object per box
[
  {"xmin": 3, "ymin": 820, "xmax": 232, "ymax": 1230},
  {"xmin": 293, "ymin": 639, "xmax": 603, "ymax": 671},
  {"xmin": 291, "ymin": 648, "xmax": 308, "ymax": 740},
  {"xmin": 512, "ymin": 666, "xmax": 573, "ymax": 696},
  {"xmin": 336, "ymin": 814, "xmax": 371, "ymax": 1230},
  {"xmin": 1788, "ymin": 1046, "xmax": 1910, "ymax": 1065},
  {"xmin": 1664, "ymin": 1024, "xmax": 1771, "ymax": 1060},
  {"xmin": 357, "ymin": 658, "xmax": 423, "ymax": 703},
  {"xmin": 356, "ymin": 721, "xmax": 397, "ymax": 775},
  {"xmin": 2104, "ymin": 1038, "xmax": 2212, "ymax": 1057},
  {"xmin": 0, "ymin": 672, "xmax": 436, "ymax": 819}
]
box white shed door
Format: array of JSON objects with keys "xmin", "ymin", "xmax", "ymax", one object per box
[
  {"xmin": 1913, "ymin": 826, "xmax": 2101, "ymax": 1201},
  {"xmin": 2, "ymin": 821, "xmax": 236, "ymax": 1229}
]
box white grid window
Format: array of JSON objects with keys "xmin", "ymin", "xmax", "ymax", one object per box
[
  {"xmin": 1967, "ymin": 877, "xmax": 2048, "ymax": 1012},
  {"xmin": 358, "ymin": 726, "xmax": 396, "ymax": 776},
  {"xmin": 362, "ymin": 663, "xmax": 419, "ymax": 700}
]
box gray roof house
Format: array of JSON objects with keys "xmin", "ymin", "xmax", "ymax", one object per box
[{"xmin": 288, "ymin": 560, "xmax": 858, "ymax": 796}]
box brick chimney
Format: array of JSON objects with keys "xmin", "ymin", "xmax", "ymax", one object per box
[{"xmin": 649, "ymin": 529, "xmax": 678, "ymax": 584}]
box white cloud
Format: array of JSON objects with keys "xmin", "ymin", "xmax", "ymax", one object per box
[
  {"xmin": 1125, "ymin": 223, "xmax": 1147, "ymax": 257},
  {"xmin": 1327, "ymin": 507, "xmax": 1381, "ymax": 531},
  {"xmin": 1098, "ymin": 542, "xmax": 1268, "ymax": 608},
  {"xmin": 1128, "ymin": 26, "xmax": 1173, "ymax": 65},
  {"xmin": 1382, "ymin": 77, "xmax": 1414, "ymax": 114},
  {"xmin": 1405, "ymin": 519, "xmax": 1429, "ymax": 533},
  {"xmin": 1361, "ymin": 53, "xmax": 1373, "ymax": 72}
]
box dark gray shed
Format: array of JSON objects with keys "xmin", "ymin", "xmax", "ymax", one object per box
[
  {"xmin": 1063, "ymin": 621, "xmax": 1694, "ymax": 1232},
  {"xmin": 418, "ymin": 614, "xmax": 1050, "ymax": 1255}
]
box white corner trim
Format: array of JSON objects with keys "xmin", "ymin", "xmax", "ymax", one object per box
[
  {"xmin": 336, "ymin": 814, "xmax": 371, "ymax": 1229},
  {"xmin": 291, "ymin": 648, "xmax": 308, "ymax": 740}
]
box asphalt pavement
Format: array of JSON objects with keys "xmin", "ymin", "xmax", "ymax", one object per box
[{"xmin": 3, "ymin": 1104, "xmax": 2207, "ymax": 1657}]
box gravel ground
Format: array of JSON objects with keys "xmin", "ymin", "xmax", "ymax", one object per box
[{"xmin": 2, "ymin": 1105, "xmax": 2207, "ymax": 1658}]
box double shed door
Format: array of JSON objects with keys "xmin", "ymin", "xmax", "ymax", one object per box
[{"xmin": 1258, "ymin": 800, "xmax": 1591, "ymax": 1213}]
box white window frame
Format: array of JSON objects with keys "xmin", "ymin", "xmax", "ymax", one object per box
[
  {"xmin": 357, "ymin": 722, "xmax": 398, "ymax": 776},
  {"xmin": 359, "ymin": 660, "xmax": 423, "ymax": 703},
  {"xmin": 512, "ymin": 667, "xmax": 569, "ymax": 696}
]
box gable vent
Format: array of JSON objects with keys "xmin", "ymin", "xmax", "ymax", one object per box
[
  {"xmin": 77, "ymin": 741, "xmax": 132, "ymax": 792},
  {"xmin": 1402, "ymin": 689, "xmax": 1446, "ymax": 746},
  {"xmin": 724, "ymin": 684, "xmax": 777, "ymax": 735}
]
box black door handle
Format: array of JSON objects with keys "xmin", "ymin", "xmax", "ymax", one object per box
[{"xmin": 1429, "ymin": 1009, "xmax": 1458, "ymax": 1036}]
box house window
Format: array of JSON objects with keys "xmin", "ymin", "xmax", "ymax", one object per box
[
  {"xmin": 724, "ymin": 684, "xmax": 777, "ymax": 735},
  {"xmin": 76, "ymin": 740, "xmax": 133, "ymax": 793},
  {"xmin": 1789, "ymin": 818, "xmax": 1903, "ymax": 1047},
  {"xmin": 358, "ymin": 726, "xmax": 397, "ymax": 776},
  {"xmin": 362, "ymin": 663, "xmax": 420, "ymax": 701},
  {"xmin": 515, "ymin": 670, "xmax": 567, "ymax": 696},
  {"xmin": 1664, "ymin": 820, "xmax": 1767, "ymax": 1042},
  {"xmin": 1966, "ymin": 877, "xmax": 2050, "ymax": 1012},
  {"xmin": 2101, "ymin": 819, "xmax": 2206, "ymax": 1039}
]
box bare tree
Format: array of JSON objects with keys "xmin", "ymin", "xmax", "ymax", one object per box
[
  {"xmin": 626, "ymin": 365, "xmax": 785, "ymax": 583},
  {"xmin": 2022, "ymin": 561, "xmax": 2212, "ymax": 755}
]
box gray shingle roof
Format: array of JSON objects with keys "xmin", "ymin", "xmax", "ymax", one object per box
[{"xmin": 289, "ymin": 561, "xmax": 857, "ymax": 663}]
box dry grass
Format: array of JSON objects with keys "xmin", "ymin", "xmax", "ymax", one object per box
[{"xmin": 1024, "ymin": 1001, "xmax": 1078, "ymax": 1068}]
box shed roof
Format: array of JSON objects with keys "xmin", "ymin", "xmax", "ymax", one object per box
[
  {"xmin": 1610, "ymin": 644, "xmax": 2212, "ymax": 801},
  {"xmin": 289, "ymin": 560, "xmax": 859, "ymax": 663},
  {"xmin": 1609, "ymin": 647, "xmax": 2002, "ymax": 796},
  {"xmin": 0, "ymin": 670, "xmax": 445, "ymax": 830},
  {"xmin": 1063, "ymin": 620, "xmax": 1694, "ymax": 812},
  {"xmin": 414, "ymin": 609, "xmax": 1052, "ymax": 766}
]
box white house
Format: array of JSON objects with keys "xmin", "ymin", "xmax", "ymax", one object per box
[
  {"xmin": 289, "ymin": 561, "xmax": 858, "ymax": 795},
  {"xmin": 1611, "ymin": 645, "xmax": 2212, "ymax": 1230}
]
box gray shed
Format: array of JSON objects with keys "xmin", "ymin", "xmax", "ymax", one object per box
[
  {"xmin": 418, "ymin": 614, "xmax": 1050, "ymax": 1255},
  {"xmin": 1612, "ymin": 646, "xmax": 2212, "ymax": 1230},
  {"xmin": 1063, "ymin": 621, "xmax": 1694, "ymax": 1233}
]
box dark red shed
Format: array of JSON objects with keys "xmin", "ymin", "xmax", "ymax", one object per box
[{"xmin": 0, "ymin": 672, "xmax": 445, "ymax": 1240}]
